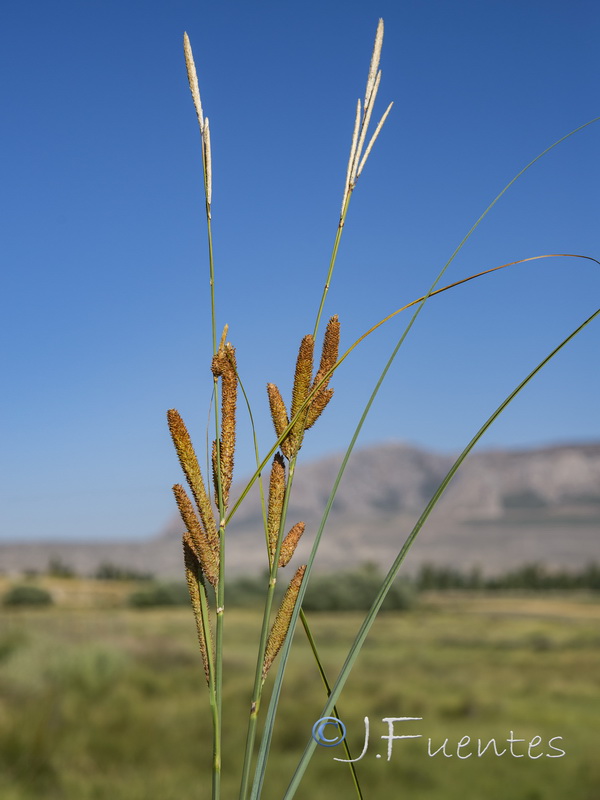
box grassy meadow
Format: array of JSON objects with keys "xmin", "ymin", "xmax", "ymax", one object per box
[{"xmin": 1, "ymin": 581, "xmax": 599, "ymax": 799}]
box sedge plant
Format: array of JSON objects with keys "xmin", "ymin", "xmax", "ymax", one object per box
[{"xmin": 166, "ymin": 19, "xmax": 599, "ymax": 800}]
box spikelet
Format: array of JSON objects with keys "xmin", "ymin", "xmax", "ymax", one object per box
[
  {"xmin": 211, "ymin": 341, "xmax": 237, "ymax": 508},
  {"xmin": 173, "ymin": 484, "xmax": 219, "ymax": 585},
  {"xmin": 278, "ymin": 522, "xmax": 305, "ymax": 568},
  {"xmin": 290, "ymin": 335, "xmax": 315, "ymax": 421},
  {"xmin": 285, "ymin": 335, "xmax": 314, "ymax": 458},
  {"xmin": 306, "ymin": 315, "xmax": 340, "ymax": 430},
  {"xmin": 262, "ymin": 565, "xmax": 306, "ymax": 681},
  {"xmin": 267, "ymin": 453, "xmax": 286, "ymax": 567},
  {"xmin": 341, "ymin": 99, "xmax": 361, "ymax": 214},
  {"xmin": 356, "ymin": 101, "xmax": 394, "ymax": 178},
  {"xmin": 364, "ymin": 19, "xmax": 384, "ymax": 112},
  {"xmin": 167, "ymin": 409, "xmax": 219, "ymax": 552},
  {"xmin": 183, "ymin": 33, "xmax": 204, "ymax": 133},
  {"xmin": 351, "ymin": 68, "xmax": 381, "ymax": 185},
  {"xmin": 183, "ymin": 537, "xmax": 212, "ymax": 685},
  {"xmin": 267, "ymin": 382, "xmax": 289, "ymax": 441}
]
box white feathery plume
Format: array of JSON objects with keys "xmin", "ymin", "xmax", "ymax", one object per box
[
  {"xmin": 183, "ymin": 33, "xmax": 204, "ymax": 133},
  {"xmin": 351, "ymin": 68, "xmax": 381, "ymax": 184},
  {"xmin": 364, "ymin": 19, "xmax": 384, "ymax": 112},
  {"xmin": 339, "ymin": 18, "xmax": 392, "ymax": 210},
  {"xmin": 341, "ymin": 99, "xmax": 362, "ymax": 214},
  {"xmin": 357, "ymin": 101, "xmax": 394, "ymax": 177}
]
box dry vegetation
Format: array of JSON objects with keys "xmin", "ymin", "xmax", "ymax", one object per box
[{"xmin": 1, "ymin": 594, "xmax": 599, "ymax": 799}]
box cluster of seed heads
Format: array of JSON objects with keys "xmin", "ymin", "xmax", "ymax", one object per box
[{"xmin": 170, "ymin": 18, "xmax": 390, "ymax": 690}]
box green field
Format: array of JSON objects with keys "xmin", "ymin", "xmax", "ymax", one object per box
[{"xmin": 1, "ymin": 588, "xmax": 599, "ymax": 799}]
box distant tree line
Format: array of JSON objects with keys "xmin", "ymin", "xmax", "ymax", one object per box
[
  {"xmin": 126, "ymin": 562, "xmax": 600, "ymax": 610},
  {"xmin": 415, "ymin": 562, "xmax": 600, "ymax": 592},
  {"xmin": 18, "ymin": 559, "xmax": 155, "ymax": 582},
  {"xmin": 6, "ymin": 560, "xmax": 600, "ymax": 609},
  {"xmin": 127, "ymin": 563, "xmax": 414, "ymax": 611}
]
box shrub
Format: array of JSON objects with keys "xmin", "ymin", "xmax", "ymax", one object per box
[
  {"xmin": 47, "ymin": 557, "xmax": 76, "ymax": 578},
  {"xmin": 3, "ymin": 584, "xmax": 53, "ymax": 607},
  {"xmin": 128, "ymin": 582, "xmax": 189, "ymax": 607},
  {"xmin": 95, "ymin": 562, "xmax": 153, "ymax": 581},
  {"xmin": 303, "ymin": 564, "xmax": 414, "ymax": 612}
]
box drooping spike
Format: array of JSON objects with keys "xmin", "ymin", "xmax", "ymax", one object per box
[
  {"xmin": 306, "ymin": 315, "xmax": 339, "ymax": 429},
  {"xmin": 278, "ymin": 522, "xmax": 305, "ymax": 568},
  {"xmin": 262, "ymin": 565, "xmax": 306, "ymax": 681},
  {"xmin": 183, "ymin": 536, "xmax": 212, "ymax": 685},
  {"xmin": 173, "ymin": 484, "xmax": 219, "ymax": 585},
  {"xmin": 286, "ymin": 335, "xmax": 315, "ymax": 457},
  {"xmin": 167, "ymin": 409, "xmax": 218, "ymax": 552}
]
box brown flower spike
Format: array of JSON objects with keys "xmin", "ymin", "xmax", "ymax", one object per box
[
  {"xmin": 286, "ymin": 334, "xmax": 315, "ymax": 458},
  {"xmin": 266, "ymin": 317, "xmax": 339, "ymax": 459},
  {"xmin": 183, "ymin": 537, "xmax": 212, "ymax": 685},
  {"xmin": 306, "ymin": 315, "xmax": 339, "ymax": 429},
  {"xmin": 278, "ymin": 522, "xmax": 305, "ymax": 568},
  {"xmin": 262, "ymin": 565, "xmax": 306, "ymax": 681},
  {"xmin": 267, "ymin": 453, "xmax": 286, "ymax": 566},
  {"xmin": 173, "ymin": 483, "xmax": 219, "ymax": 586},
  {"xmin": 167, "ymin": 409, "xmax": 219, "ymax": 553},
  {"xmin": 211, "ymin": 340, "xmax": 237, "ymax": 509}
]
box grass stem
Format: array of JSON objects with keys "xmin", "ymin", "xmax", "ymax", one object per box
[
  {"xmin": 299, "ymin": 609, "xmax": 364, "ymax": 798},
  {"xmin": 238, "ymin": 459, "xmax": 298, "ymax": 800}
]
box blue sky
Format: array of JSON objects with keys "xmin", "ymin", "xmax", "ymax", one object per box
[{"xmin": 1, "ymin": 0, "xmax": 599, "ymax": 543}]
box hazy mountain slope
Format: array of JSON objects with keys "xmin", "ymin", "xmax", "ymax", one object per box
[{"xmin": 1, "ymin": 442, "xmax": 599, "ymax": 578}]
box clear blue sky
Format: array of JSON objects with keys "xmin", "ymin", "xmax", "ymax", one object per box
[{"xmin": 1, "ymin": 0, "xmax": 599, "ymax": 543}]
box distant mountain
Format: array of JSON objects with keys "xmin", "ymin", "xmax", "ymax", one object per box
[{"xmin": 2, "ymin": 442, "xmax": 599, "ymax": 579}]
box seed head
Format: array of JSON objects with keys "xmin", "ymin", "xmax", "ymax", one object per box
[
  {"xmin": 183, "ymin": 537, "xmax": 212, "ymax": 685},
  {"xmin": 167, "ymin": 409, "xmax": 218, "ymax": 551},
  {"xmin": 262, "ymin": 565, "xmax": 306, "ymax": 681},
  {"xmin": 278, "ymin": 522, "xmax": 305, "ymax": 568},
  {"xmin": 267, "ymin": 453, "xmax": 286, "ymax": 567},
  {"xmin": 173, "ymin": 483, "xmax": 219, "ymax": 585}
]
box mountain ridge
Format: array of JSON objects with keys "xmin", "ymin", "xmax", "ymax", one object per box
[{"xmin": 2, "ymin": 440, "xmax": 598, "ymax": 578}]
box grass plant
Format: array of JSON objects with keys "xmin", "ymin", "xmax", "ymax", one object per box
[{"xmin": 165, "ymin": 19, "xmax": 599, "ymax": 799}]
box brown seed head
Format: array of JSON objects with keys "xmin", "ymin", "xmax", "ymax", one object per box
[
  {"xmin": 262, "ymin": 565, "xmax": 306, "ymax": 681},
  {"xmin": 290, "ymin": 335, "xmax": 314, "ymax": 420},
  {"xmin": 167, "ymin": 409, "xmax": 218, "ymax": 551},
  {"xmin": 267, "ymin": 453, "xmax": 286, "ymax": 566},
  {"xmin": 286, "ymin": 335, "xmax": 314, "ymax": 457},
  {"xmin": 183, "ymin": 536, "xmax": 212, "ymax": 685},
  {"xmin": 278, "ymin": 522, "xmax": 305, "ymax": 568},
  {"xmin": 211, "ymin": 343, "xmax": 237, "ymax": 508},
  {"xmin": 306, "ymin": 315, "xmax": 339, "ymax": 429},
  {"xmin": 267, "ymin": 383, "xmax": 290, "ymax": 453},
  {"xmin": 173, "ymin": 484, "xmax": 219, "ymax": 585}
]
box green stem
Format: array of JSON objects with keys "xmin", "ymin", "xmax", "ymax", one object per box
[
  {"xmin": 238, "ymin": 458, "xmax": 298, "ymax": 800},
  {"xmin": 206, "ymin": 199, "xmax": 217, "ymax": 354},
  {"xmin": 198, "ymin": 581, "xmax": 220, "ymax": 797},
  {"xmin": 212, "ymin": 523, "xmax": 225, "ymax": 799},
  {"xmin": 202, "ymin": 123, "xmax": 221, "ymax": 793},
  {"xmin": 299, "ymin": 609, "xmax": 364, "ymax": 799},
  {"xmin": 211, "ymin": 400, "xmax": 225, "ymax": 800},
  {"xmin": 313, "ymin": 193, "xmax": 352, "ymax": 340}
]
